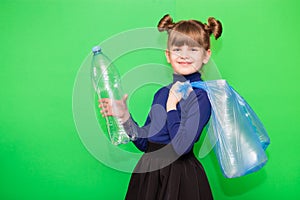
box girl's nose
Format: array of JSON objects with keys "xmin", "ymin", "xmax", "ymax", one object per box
[{"xmin": 180, "ymin": 51, "xmax": 189, "ymax": 59}]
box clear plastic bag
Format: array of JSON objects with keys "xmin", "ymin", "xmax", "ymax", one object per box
[{"xmin": 180, "ymin": 80, "xmax": 270, "ymax": 178}]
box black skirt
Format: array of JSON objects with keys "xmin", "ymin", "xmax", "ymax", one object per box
[{"xmin": 125, "ymin": 142, "xmax": 213, "ymax": 200}]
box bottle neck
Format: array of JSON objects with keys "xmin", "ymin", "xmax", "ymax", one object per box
[{"xmin": 93, "ymin": 51, "xmax": 102, "ymax": 55}]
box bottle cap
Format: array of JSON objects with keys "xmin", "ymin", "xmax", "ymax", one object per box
[{"xmin": 92, "ymin": 46, "xmax": 101, "ymax": 53}]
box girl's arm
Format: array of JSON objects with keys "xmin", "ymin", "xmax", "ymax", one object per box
[
  {"xmin": 122, "ymin": 115, "xmax": 151, "ymax": 152},
  {"xmin": 166, "ymin": 86, "xmax": 211, "ymax": 155},
  {"xmin": 99, "ymin": 94, "xmax": 156, "ymax": 152}
]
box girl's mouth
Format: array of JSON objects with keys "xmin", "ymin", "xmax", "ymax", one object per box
[{"xmin": 178, "ymin": 62, "xmax": 193, "ymax": 65}]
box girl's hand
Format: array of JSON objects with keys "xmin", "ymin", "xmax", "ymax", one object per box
[
  {"xmin": 166, "ymin": 81, "xmax": 192, "ymax": 112},
  {"xmin": 98, "ymin": 94, "xmax": 130, "ymax": 123}
]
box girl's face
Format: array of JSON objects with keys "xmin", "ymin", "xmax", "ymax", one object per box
[{"xmin": 165, "ymin": 45, "xmax": 211, "ymax": 75}]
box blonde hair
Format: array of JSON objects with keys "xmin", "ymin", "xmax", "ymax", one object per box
[{"xmin": 157, "ymin": 14, "xmax": 222, "ymax": 50}]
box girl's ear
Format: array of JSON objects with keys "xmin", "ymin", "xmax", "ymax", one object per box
[
  {"xmin": 165, "ymin": 49, "xmax": 171, "ymax": 63},
  {"xmin": 203, "ymin": 49, "xmax": 211, "ymax": 64}
]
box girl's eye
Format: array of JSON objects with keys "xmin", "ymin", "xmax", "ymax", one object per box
[
  {"xmin": 191, "ymin": 48, "xmax": 199, "ymax": 51},
  {"xmin": 172, "ymin": 48, "xmax": 181, "ymax": 51}
]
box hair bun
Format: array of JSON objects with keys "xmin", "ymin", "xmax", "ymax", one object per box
[
  {"xmin": 157, "ymin": 14, "xmax": 175, "ymax": 32},
  {"xmin": 205, "ymin": 17, "xmax": 222, "ymax": 39}
]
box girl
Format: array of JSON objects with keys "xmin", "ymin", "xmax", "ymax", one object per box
[{"xmin": 100, "ymin": 14, "xmax": 222, "ymax": 200}]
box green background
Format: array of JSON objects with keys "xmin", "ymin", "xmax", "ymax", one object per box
[{"xmin": 1, "ymin": 0, "xmax": 300, "ymax": 199}]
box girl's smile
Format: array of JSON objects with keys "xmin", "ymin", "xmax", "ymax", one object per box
[{"xmin": 178, "ymin": 61, "xmax": 193, "ymax": 65}]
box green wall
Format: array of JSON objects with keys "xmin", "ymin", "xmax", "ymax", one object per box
[{"xmin": 1, "ymin": 0, "xmax": 300, "ymax": 199}]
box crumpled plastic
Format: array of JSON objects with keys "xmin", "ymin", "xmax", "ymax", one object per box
[{"xmin": 178, "ymin": 80, "xmax": 270, "ymax": 178}]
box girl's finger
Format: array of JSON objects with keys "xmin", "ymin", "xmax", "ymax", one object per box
[
  {"xmin": 99, "ymin": 98, "xmax": 110, "ymax": 104},
  {"xmin": 122, "ymin": 94, "xmax": 128, "ymax": 102}
]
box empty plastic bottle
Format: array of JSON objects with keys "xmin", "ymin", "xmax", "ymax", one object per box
[{"xmin": 91, "ymin": 46, "xmax": 130, "ymax": 145}]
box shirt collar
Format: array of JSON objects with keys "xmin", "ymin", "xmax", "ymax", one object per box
[{"xmin": 172, "ymin": 71, "xmax": 202, "ymax": 83}]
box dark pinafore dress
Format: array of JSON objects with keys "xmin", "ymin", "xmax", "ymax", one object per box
[{"xmin": 125, "ymin": 142, "xmax": 213, "ymax": 200}]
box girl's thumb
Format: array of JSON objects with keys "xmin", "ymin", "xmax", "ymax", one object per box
[{"xmin": 122, "ymin": 94, "xmax": 128, "ymax": 102}]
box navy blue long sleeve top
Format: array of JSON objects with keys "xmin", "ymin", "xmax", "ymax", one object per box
[{"xmin": 123, "ymin": 72, "xmax": 211, "ymax": 155}]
